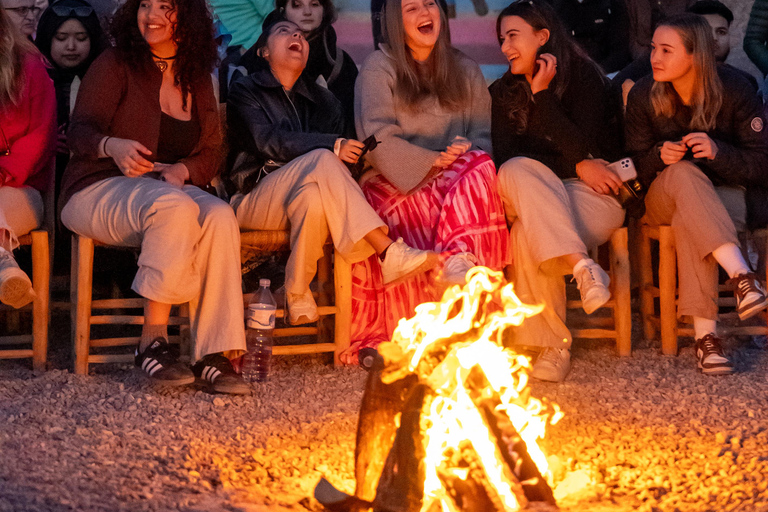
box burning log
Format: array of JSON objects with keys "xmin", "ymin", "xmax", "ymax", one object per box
[{"xmin": 317, "ymin": 268, "xmax": 563, "ymax": 512}]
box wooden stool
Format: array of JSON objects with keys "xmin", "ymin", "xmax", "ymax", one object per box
[
  {"xmin": 0, "ymin": 230, "xmax": 50, "ymax": 370},
  {"xmin": 240, "ymin": 230, "xmax": 351, "ymax": 366},
  {"xmin": 70, "ymin": 236, "xmax": 191, "ymax": 375},
  {"xmin": 566, "ymin": 227, "xmax": 632, "ymax": 356},
  {"xmin": 638, "ymin": 225, "xmax": 768, "ymax": 355}
]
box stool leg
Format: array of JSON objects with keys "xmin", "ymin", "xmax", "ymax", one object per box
[
  {"xmin": 638, "ymin": 225, "xmax": 656, "ymax": 342},
  {"xmin": 317, "ymin": 243, "xmax": 333, "ymax": 345},
  {"xmin": 333, "ymin": 250, "xmax": 351, "ymax": 366},
  {"xmin": 659, "ymin": 226, "xmax": 678, "ymax": 356},
  {"xmin": 72, "ymin": 236, "xmax": 94, "ymax": 375},
  {"xmin": 31, "ymin": 230, "xmax": 50, "ymax": 371},
  {"xmin": 611, "ymin": 228, "xmax": 632, "ymax": 356}
]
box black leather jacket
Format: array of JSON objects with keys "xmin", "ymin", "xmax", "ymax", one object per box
[{"xmin": 225, "ymin": 61, "xmax": 344, "ymax": 194}]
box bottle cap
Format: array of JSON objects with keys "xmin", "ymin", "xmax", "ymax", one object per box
[{"xmin": 259, "ymin": 278, "xmax": 271, "ymax": 287}]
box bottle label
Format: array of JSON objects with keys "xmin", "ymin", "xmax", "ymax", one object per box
[{"xmin": 247, "ymin": 307, "xmax": 275, "ymax": 330}]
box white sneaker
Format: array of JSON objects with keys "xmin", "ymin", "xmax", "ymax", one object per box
[
  {"xmin": 380, "ymin": 238, "xmax": 438, "ymax": 285},
  {"xmin": 0, "ymin": 247, "xmax": 35, "ymax": 309},
  {"xmin": 573, "ymin": 259, "xmax": 611, "ymax": 315},
  {"xmin": 531, "ymin": 347, "xmax": 571, "ymax": 382},
  {"xmin": 286, "ymin": 289, "xmax": 319, "ymax": 325},
  {"xmin": 441, "ymin": 252, "xmax": 478, "ymax": 287}
]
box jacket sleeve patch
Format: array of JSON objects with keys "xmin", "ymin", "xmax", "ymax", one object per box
[{"xmin": 751, "ymin": 117, "xmax": 764, "ymax": 132}]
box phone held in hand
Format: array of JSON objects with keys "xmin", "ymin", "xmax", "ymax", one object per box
[
  {"xmin": 347, "ymin": 135, "xmax": 379, "ymax": 178},
  {"xmin": 606, "ymin": 157, "xmax": 643, "ymax": 206}
]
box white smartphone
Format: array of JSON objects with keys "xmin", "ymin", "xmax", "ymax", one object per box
[{"xmin": 606, "ymin": 157, "xmax": 637, "ymax": 182}]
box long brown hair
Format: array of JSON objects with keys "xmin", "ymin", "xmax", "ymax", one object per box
[
  {"xmin": 381, "ymin": 0, "xmax": 469, "ymax": 111},
  {"xmin": 650, "ymin": 14, "xmax": 723, "ymax": 131},
  {"xmin": 0, "ymin": 7, "xmax": 38, "ymax": 110}
]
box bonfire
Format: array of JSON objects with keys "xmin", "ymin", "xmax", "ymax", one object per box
[{"xmin": 317, "ymin": 267, "xmax": 564, "ymax": 512}]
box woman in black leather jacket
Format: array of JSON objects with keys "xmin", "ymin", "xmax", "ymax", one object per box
[{"xmin": 226, "ymin": 13, "xmax": 436, "ymax": 330}]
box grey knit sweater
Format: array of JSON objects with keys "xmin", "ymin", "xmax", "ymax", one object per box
[{"xmin": 354, "ymin": 48, "xmax": 492, "ymax": 193}]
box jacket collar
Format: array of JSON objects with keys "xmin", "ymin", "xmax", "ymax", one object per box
[{"xmin": 249, "ymin": 65, "xmax": 318, "ymax": 103}]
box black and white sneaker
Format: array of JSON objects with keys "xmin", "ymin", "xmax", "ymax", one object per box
[
  {"xmin": 192, "ymin": 353, "xmax": 250, "ymax": 395},
  {"xmin": 695, "ymin": 333, "xmax": 734, "ymax": 375},
  {"xmin": 727, "ymin": 273, "xmax": 768, "ymax": 321},
  {"xmin": 134, "ymin": 338, "xmax": 195, "ymax": 386}
]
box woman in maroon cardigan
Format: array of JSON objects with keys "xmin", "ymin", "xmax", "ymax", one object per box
[
  {"xmin": 0, "ymin": 7, "xmax": 56, "ymax": 310},
  {"xmin": 60, "ymin": 0, "xmax": 247, "ymax": 394}
]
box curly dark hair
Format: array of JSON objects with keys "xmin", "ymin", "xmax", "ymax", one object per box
[{"xmin": 110, "ymin": 0, "xmax": 218, "ymax": 110}]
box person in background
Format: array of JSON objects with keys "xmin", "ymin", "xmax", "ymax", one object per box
[
  {"xmin": 32, "ymin": 0, "xmax": 46, "ymax": 31},
  {"xmin": 351, "ymin": 0, "xmax": 509, "ymax": 367},
  {"xmin": 227, "ymin": 13, "xmax": 437, "ymax": 329},
  {"xmin": 1, "ymin": 0, "xmax": 41, "ymax": 37},
  {"xmin": 60, "ymin": 0, "xmax": 249, "ymax": 394},
  {"xmin": 35, "ymin": 0, "xmax": 107, "ymax": 205},
  {"xmin": 546, "ymin": 0, "xmax": 632, "ymax": 73},
  {"xmin": 275, "ymin": 0, "xmax": 358, "ymax": 135},
  {"xmin": 626, "ymin": 14, "xmax": 768, "ymax": 375},
  {"xmin": 618, "ymin": 1, "xmax": 758, "ymax": 107},
  {"xmin": 0, "ymin": 6, "xmax": 56, "ymax": 309},
  {"xmin": 492, "ymin": 0, "xmax": 625, "ymax": 383},
  {"xmin": 744, "ymin": 0, "xmax": 768, "ymax": 79}
]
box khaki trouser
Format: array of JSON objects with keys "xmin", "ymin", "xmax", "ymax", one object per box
[
  {"xmin": 0, "ymin": 185, "xmax": 44, "ymax": 250},
  {"xmin": 232, "ymin": 149, "xmax": 387, "ymax": 296},
  {"xmin": 61, "ymin": 176, "xmax": 246, "ymax": 362},
  {"xmin": 497, "ymin": 157, "xmax": 626, "ymax": 349},
  {"xmin": 642, "ymin": 161, "xmax": 745, "ymax": 320}
]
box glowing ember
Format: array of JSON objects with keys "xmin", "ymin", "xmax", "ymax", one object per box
[{"xmin": 376, "ymin": 267, "xmax": 563, "ymax": 511}]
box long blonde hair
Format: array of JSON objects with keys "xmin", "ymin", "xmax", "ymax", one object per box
[
  {"xmin": 0, "ymin": 7, "xmax": 37, "ymax": 110},
  {"xmin": 381, "ymin": 0, "xmax": 469, "ymax": 111},
  {"xmin": 650, "ymin": 14, "xmax": 723, "ymax": 131}
]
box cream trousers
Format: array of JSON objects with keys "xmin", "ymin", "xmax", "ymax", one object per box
[
  {"xmin": 232, "ymin": 149, "xmax": 386, "ymax": 296},
  {"xmin": 643, "ymin": 161, "xmax": 745, "ymax": 320},
  {"xmin": 497, "ymin": 157, "xmax": 626, "ymax": 349},
  {"xmin": 0, "ymin": 185, "xmax": 44, "ymax": 251},
  {"xmin": 61, "ymin": 176, "xmax": 246, "ymax": 362}
]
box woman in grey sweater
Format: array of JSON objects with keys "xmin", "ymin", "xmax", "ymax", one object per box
[{"xmin": 347, "ymin": 0, "xmax": 509, "ymax": 365}]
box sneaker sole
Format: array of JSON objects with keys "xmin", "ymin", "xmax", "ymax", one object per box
[
  {"xmin": 143, "ymin": 373, "xmax": 196, "ymax": 387},
  {"xmin": 738, "ymin": 296, "xmax": 768, "ymax": 321},
  {"xmin": 0, "ymin": 276, "xmax": 36, "ymax": 309},
  {"xmin": 582, "ymin": 287, "xmax": 611, "ymax": 315},
  {"xmin": 697, "ymin": 362, "xmax": 735, "ymax": 375},
  {"xmin": 383, "ymin": 252, "xmax": 439, "ymax": 287},
  {"xmin": 288, "ymin": 312, "xmax": 320, "ymax": 326}
]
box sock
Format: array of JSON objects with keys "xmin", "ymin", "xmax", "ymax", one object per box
[
  {"xmin": 693, "ymin": 317, "xmax": 717, "ymax": 340},
  {"xmin": 711, "ymin": 243, "xmax": 750, "ymax": 278},
  {"xmin": 379, "ymin": 243, "xmax": 392, "ymax": 262},
  {"xmin": 572, "ymin": 257, "xmax": 593, "ymax": 274},
  {"xmin": 140, "ymin": 324, "xmax": 168, "ymax": 351}
]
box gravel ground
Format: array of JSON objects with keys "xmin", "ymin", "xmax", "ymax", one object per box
[{"xmin": 1, "ymin": 308, "xmax": 768, "ymax": 512}]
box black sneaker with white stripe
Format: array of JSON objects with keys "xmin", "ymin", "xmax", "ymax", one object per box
[
  {"xmin": 192, "ymin": 353, "xmax": 250, "ymax": 395},
  {"xmin": 695, "ymin": 333, "xmax": 735, "ymax": 375},
  {"xmin": 134, "ymin": 338, "xmax": 195, "ymax": 386}
]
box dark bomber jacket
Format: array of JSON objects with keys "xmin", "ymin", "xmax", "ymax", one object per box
[
  {"xmin": 226, "ymin": 62, "xmax": 344, "ymax": 194},
  {"xmin": 625, "ymin": 65, "xmax": 768, "ymax": 227}
]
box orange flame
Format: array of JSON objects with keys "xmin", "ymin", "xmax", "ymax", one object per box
[{"xmin": 377, "ymin": 267, "xmax": 563, "ymax": 511}]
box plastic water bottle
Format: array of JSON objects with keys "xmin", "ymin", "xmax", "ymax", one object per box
[{"xmin": 242, "ymin": 279, "xmax": 276, "ymax": 383}]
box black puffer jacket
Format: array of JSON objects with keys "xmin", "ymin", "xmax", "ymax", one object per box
[
  {"xmin": 226, "ymin": 61, "xmax": 344, "ymax": 194},
  {"xmin": 625, "ymin": 65, "xmax": 768, "ymax": 227}
]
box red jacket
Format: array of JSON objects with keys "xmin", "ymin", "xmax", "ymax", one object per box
[{"xmin": 0, "ymin": 53, "xmax": 56, "ymax": 192}]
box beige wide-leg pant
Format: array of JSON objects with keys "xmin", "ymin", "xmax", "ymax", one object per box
[
  {"xmin": 643, "ymin": 161, "xmax": 745, "ymax": 320},
  {"xmin": 0, "ymin": 185, "xmax": 44, "ymax": 250},
  {"xmin": 61, "ymin": 176, "xmax": 246, "ymax": 362},
  {"xmin": 497, "ymin": 157, "xmax": 626, "ymax": 349},
  {"xmin": 232, "ymin": 149, "xmax": 387, "ymax": 296}
]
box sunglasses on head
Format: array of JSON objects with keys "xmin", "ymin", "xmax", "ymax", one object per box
[{"xmin": 50, "ymin": 4, "xmax": 93, "ymax": 16}]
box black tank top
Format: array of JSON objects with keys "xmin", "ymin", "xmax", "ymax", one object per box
[{"xmin": 155, "ymin": 110, "xmax": 201, "ymax": 163}]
